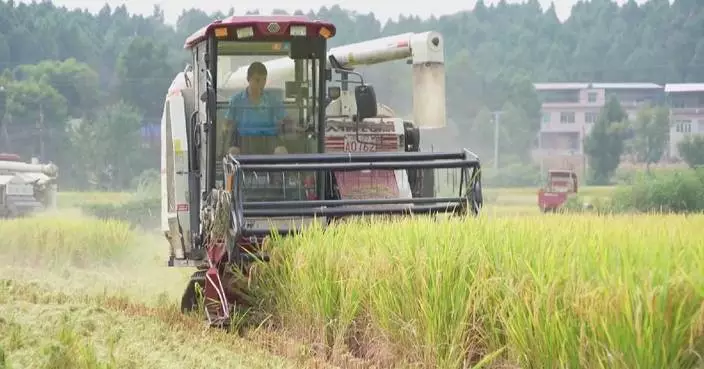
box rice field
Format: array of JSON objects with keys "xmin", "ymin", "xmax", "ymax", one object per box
[
  {"xmin": 2, "ymin": 187, "xmax": 702, "ymax": 369},
  {"xmin": 54, "ymin": 184, "xmax": 616, "ymax": 217},
  {"xmin": 254, "ymin": 214, "xmax": 704, "ymax": 368},
  {"xmin": 57, "ymin": 191, "xmax": 134, "ymax": 208}
]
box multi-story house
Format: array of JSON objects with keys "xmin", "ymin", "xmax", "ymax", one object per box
[
  {"xmin": 665, "ymin": 83, "xmax": 704, "ymax": 159},
  {"xmin": 532, "ymin": 82, "xmax": 664, "ymax": 179}
]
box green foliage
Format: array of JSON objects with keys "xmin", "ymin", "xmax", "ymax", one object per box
[
  {"xmin": 130, "ymin": 168, "xmax": 160, "ymax": 199},
  {"xmin": 628, "ymin": 105, "xmax": 670, "ymax": 168},
  {"xmin": 609, "ymin": 168, "xmax": 704, "ymax": 214},
  {"xmin": 13, "ymin": 58, "xmax": 101, "ymax": 118},
  {"xmin": 4, "ymin": 77, "xmax": 68, "ymax": 127},
  {"xmin": 560, "ymin": 194, "xmax": 587, "ymax": 212},
  {"xmin": 81, "ymin": 197, "xmax": 160, "ymax": 230},
  {"xmin": 79, "ymin": 169, "xmax": 161, "ymax": 229},
  {"xmin": 468, "ymin": 101, "xmax": 541, "ymax": 165},
  {"xmin": 613, "ymin": 166, "xmax": 674, "ymax": 185},
  {"xmin": 483, "ymin": 162, "xmax": 542, "ymax": 188},
  {"xmin": 677, "ymin": 135, "xmax": 704, "ymax": 168},
  {"xmin": 67, "ymin": 101, "xmax": 150, "ymax": 190},
  {"xmin": 584, "ymin": 96, "xmax": 629, "ymax": 185},
  {"xmin": 115, "ymin": 36, "xmax": 173, "ymax": 117},
  {"xmin": 0, "ymin": 0, "xmax": 702, "ymax": 191},
  {"xmin": 1, "ymin": 76, "xmax": 70, "ymax": 163}
]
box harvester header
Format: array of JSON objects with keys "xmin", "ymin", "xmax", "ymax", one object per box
[{"xmin": 227, "ymin": 149, "xmax": 481, "ymax": 238}]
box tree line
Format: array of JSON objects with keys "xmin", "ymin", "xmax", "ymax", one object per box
[
  {"xmin": 0, "ymin": 0, "xmax": 701, "ymax": 190},
  {"xmin": 583, "ymin": 96, "xmax": 704, "ymax": 185}
]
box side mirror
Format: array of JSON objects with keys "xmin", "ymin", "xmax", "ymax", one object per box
[{"xmin": 354, "ymin": 84, "xmax": 377, "ymax": 121}]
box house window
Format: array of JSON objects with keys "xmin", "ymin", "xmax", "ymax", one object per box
[
  {"xmin": 675, "ymin": 120, "xmax": 692, "ymax": 133},
  {"xmin": 671, "ymin": 99, "xmax": 686, "ymax": 109},
  {"xmin": 585, "ymin": 112, "xmax": 598, "ymax": 124},
  {"xmin": 560, "ymin": 112, "xmax": 575, "ymax": 124},
  {"xmin": 587, "ymin": 92, "xmax": 597, "ymax": 103}
]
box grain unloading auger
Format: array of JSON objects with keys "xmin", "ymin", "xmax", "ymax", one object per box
[{"xmin": 159, "ymin": 15, "xmax": 483, "ymax": 326}]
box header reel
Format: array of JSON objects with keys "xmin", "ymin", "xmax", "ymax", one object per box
[{"xmin": 223, "ymin": 149, "xmax": 483, "ymax": 240}]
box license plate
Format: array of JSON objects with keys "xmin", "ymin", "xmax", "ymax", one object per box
[{"xmin": 343, "ymin": 136, "xmax": 381, "ymax": 152}]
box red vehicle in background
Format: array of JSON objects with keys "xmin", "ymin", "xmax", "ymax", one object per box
[{"xmin": 537, "ymin": 169, "xmax": 578, "ymax": 212}]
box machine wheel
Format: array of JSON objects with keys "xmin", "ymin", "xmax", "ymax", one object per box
[{"xmin": 180, "ymin": 269, "xmax": 206, "ymax": 313}]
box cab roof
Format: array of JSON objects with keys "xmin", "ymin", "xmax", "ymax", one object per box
[
  {"xmin": 184, "ymin": 15, "xmax": 337, "ymax": 49},
  {"xmin": 548, "ymin": 169, "xmax": 577, "ymax": 176}
]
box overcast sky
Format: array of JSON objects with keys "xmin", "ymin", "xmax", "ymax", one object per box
[{"xmin": 19, "ymin": 0, "xmax": 650, "ymax": 25}]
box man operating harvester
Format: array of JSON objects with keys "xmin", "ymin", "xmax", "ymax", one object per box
[{"xmin": 223, "ymin": 61, "xmax": 302, "ymax": 156}]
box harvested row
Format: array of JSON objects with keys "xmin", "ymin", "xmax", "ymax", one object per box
[{"xmin": 252, "ymin": 214, "xmax": 704, "ymax": 369}]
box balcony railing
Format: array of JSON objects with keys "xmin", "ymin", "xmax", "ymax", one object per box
[
  {"xmin": 532, "ymin": 148, "xmax": 583, "ymax": 158},
  {"xmin": 540, "ymin": 123, "xmax": 586, "ymax": 132},
  {"xmin": 541, "ymin": 101, "xmax": 599, "ymax": 108},
  {"xmin": 670, "ymin": 107, "xmax": 704, "ymax": 115}
]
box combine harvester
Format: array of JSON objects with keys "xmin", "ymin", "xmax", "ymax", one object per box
[
  {"xmin": 160, "ymin": 15, "xmax": 484, "ymax": 326},
  {"xmin": 537, "ymin": 169, "xmax": 579, "ymax": 213},
  {"xmin": 0, "ymin": 88, "xmax": 59, "ymax": 217},
  {"xmin": 0, "ymin": 153, "xmax": 58, "ymax": 217}
]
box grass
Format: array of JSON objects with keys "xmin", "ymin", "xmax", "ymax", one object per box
[
  {"xmin": 56, "ymin": 184, "xmax": 616, "ymax": 218},
  {"xmin": 57, "ymin": 192, "xmax": 134, "ymax": 208},
  {"xmin": 0, "ymin": 212, "xmax": 135, "ymax": 269},
  {"xmin": 250, "ymin": 213, "xmax": 704, "ymax": 368},
  {"xmin": 8, "ymin": 187, "xmax": 700, "ymax": 368}
]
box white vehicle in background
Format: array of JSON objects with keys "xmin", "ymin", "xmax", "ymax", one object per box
[{"xmin": 0, "ymin": 153, "xmax": 58, "ymax": 218}]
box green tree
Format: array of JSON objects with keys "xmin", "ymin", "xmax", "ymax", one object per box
[
  {"xmin": 584, "ymin": 96, "xmax": 629, "ymax": 184},
  {"xmin": 115, "ymin": 36, "xmax": 174, "ymax": 119},
  {"xmin": 499, "ymin": 101, "xmax": 536, "ymax": 163},
  {"xmin": 13, "ymin": 59, "xmax": 101, "ymax": 118},
  {"xmin": 68, "ymin": 101, "xmax": 148, "ymax": 190},
  {"xmin": 678, "ymin": 135, "xmax": 704, "ymax": 168},
  {"xmin": 1, "ymin": 0, "xmax": 704, "ymax": 190},
  {"xmin": 466, "ymin": 106, "xmax": 496, "ymax": 164},
  {"xmin": 4, "ymin": 79, "xmax": 68, "ymax": 159},
  {"xmin": 629, "ymin": 105, "xmax": 670, "ymax": 170}
]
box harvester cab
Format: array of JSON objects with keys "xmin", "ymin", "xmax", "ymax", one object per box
[
  {"xmin": 537, "ymin": 169, "xmax": 578, "ymax": 212},
  {"xmin": 160, "ymin": 15, "xmax": 483, "ymax": 326},
  {"xmin": 547, "ymin": 170, "xmax": 578, "ymax": 193}
]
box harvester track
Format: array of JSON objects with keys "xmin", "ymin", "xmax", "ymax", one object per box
[{"xmin": 180, "ymin": 269, "xmax": 206, "ymax": 314}]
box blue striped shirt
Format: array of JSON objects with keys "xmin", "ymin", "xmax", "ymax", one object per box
[{"xmin": 226, "ymin": 89, "xmax": 287, "ymax": 136}]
